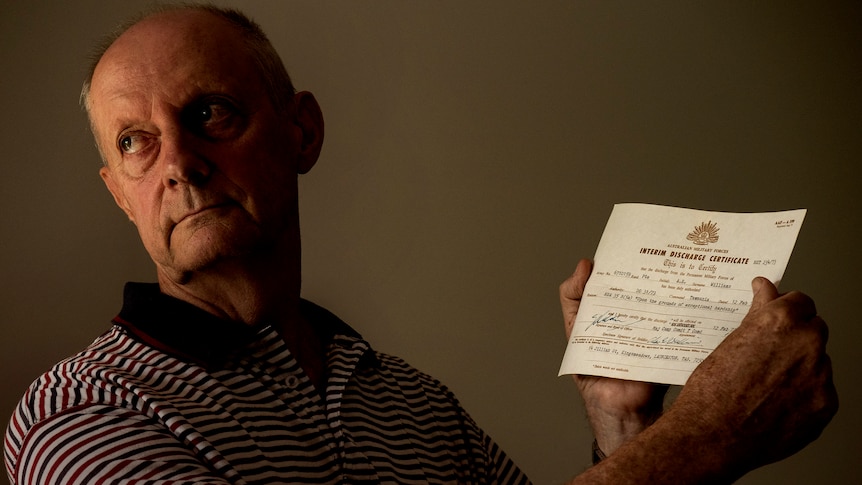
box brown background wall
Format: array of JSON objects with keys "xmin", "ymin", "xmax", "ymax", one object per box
[{"xmin": 1, "ymin": 1, "xmax": 860, "ymax": 483}]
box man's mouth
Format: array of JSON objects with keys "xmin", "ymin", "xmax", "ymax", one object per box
[{"xmin": 179, "ymin": 202, "xmax": 232, "ymax": 223}]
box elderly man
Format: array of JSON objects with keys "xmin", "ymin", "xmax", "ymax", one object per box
[{"xmin": 5, "ymin": 5, "xmax": 836, "ymax": 484}]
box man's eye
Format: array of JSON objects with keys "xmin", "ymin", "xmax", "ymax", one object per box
[
  {"xmin": 193, "ymin": 102, "xmax": 232, "ymax": 125},
  {"xmin": 186, "ymin": 99, "xmax": 241, "ymax": 138},
  {"xmin": 119, "ymin": 134, "xmax": 148, "ymax": 154},
  {"xmin": 196, "ymin": 105, "xmax": 214, "ymax": 122}
]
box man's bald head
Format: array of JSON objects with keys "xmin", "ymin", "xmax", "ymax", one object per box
[{"xmin": 81, "ymin": 4, "xmax": 296, "ymax": 147}]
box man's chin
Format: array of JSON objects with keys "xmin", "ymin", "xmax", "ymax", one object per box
[
  {"xmin": 159, "ymin": 236, "xmax": 262, "ymax": 283},
  {"xmin": 157, "ymin": 250, "xmax": 243, "ymax": 285}
]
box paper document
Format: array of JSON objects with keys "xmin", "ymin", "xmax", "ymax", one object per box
[{"xmin": 558, "ymin": 203, "xmax": 805, "ymax": 385}]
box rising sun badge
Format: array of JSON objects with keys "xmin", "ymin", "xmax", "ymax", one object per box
[{"xmin": 686, "ymin": 220, "xmax": 720, "ymax": 245}]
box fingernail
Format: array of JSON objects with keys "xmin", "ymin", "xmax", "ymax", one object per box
[{"xmin": 751, "ymin": 277, "xmax": 763, "ymax": 292}]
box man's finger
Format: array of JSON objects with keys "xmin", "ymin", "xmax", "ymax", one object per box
[
  {"xmin": 747, "ymin": 276, "xmax": 779, "ymax": 315},
  {"xmin": 560, "ymin": 259, "xmax": 593, "ymax": 338},
  {"xmin": 560, "ymin": 260, "xmax": 592, "ymax": 304}
]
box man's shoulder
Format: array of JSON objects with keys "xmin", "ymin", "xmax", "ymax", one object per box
[
  {"xmin": 4, "ymin": 325, "xmax": 157, "ymax": 479},
  {"xmin": 372, "ymin": 350, "xmax": 453, "ymax": 390},
  {"xmin": 10, "ymin": 326, "xmax": 147, "ymax": 421},
  {"xmin": 355, "ymin": 348, "xmax": 469, "ymax": 417}
]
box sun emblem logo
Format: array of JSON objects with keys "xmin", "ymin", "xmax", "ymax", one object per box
[{"xmin": 686, "ymin": 220, "xmax": 720, "ymax": 245}]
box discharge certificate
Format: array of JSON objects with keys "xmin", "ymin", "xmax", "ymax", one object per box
[{"xmin": 558, "ymin": 203, "xmax": 805, "ymax": 385}]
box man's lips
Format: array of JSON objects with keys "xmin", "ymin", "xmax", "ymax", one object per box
[
  {"xmin": 177, "ymin": 202, "xmax": 232, "ymax": 224},
  {"xmin": 167, "ymin": 203, "xmax": 236, "ymax": 241}
]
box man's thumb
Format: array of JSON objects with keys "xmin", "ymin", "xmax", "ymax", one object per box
[{"xmin": 748, "ymin": 276, "xmax": 779, "ymax": 314}]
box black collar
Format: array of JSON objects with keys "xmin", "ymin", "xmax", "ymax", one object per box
[{"xmin": 113, "ymin": 282, "xmax": 362, "ymax": 367}]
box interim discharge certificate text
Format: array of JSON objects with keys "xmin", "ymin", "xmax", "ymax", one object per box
[{"xmin": 558, "ymin": 203, "xmax": 805, "ymax": 385}]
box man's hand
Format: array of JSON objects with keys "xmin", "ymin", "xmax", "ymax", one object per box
[
  {"xmin": 561, "ymin": 259, "xmax": 669, "ymax": 455},
  {"xmin": 664, "ymin": 277, "xmax": 839, "ymax": 476},
  {"xmin": 562, "ymin": 265, "xmax": 837, "ymax": 483}
]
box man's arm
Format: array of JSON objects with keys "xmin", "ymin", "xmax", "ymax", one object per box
[
  {"xmin": 561, "ymin": 259, "xmax": 838, "ymax": 484},
  {"xmin": 8, "ymin": 406, "xmax": 230, "ymax": 485},
  {"xmin": 561, "ymin": 259, "xmax": 669, "ymax": 457}
]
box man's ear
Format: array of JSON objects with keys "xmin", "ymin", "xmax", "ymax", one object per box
[
  {"xmin": 291, "ymin": 91, "xmax": 324, "ymax": 174},
  {"xmin": 99, "ymin": 166, "xmax": 136, "ymax": 223}
]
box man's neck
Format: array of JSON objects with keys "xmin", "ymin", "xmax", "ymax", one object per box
[{"xmin": 156, "ymin": 256, "xmax": 328, "ymax": 390}]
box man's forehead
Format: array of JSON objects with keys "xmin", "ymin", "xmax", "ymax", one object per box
[
  {"xmin": 91, "ymin": 10, "xmax": 257, "ymax": 105},
  {"xmin": 99, "ymin": 10, "xmax": 243, "ymax": 70},
  {"xmin": 87, "ymin": 10, "xmax": 264, "ymax": 139},
  {"xmin": 121, "ymin": 9, "xmax": 235, "ymax": 42}
]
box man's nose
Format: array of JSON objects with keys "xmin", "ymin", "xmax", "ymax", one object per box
[{"xmin": 160, "ymin": 131, "xmax": 212, "ymax": 188}]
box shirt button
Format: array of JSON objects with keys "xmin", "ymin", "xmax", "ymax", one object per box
[{"xmin": 285, "ymin": 375, "xmax": 300, "ymax": 389}]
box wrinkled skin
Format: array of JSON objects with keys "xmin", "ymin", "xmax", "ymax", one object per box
[{"xmin": 561, "ymin": 258, "xmax": 837, "ymax": 484}]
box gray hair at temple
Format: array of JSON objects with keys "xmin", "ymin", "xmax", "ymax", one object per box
[{"xmin": 79, "ymin": 3, "xmax": 296, "ymax": 158}]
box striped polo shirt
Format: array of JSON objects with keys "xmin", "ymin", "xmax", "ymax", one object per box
[{"xmin": 5, "ymin": 283, "xmax": 530, "ymax": 484}]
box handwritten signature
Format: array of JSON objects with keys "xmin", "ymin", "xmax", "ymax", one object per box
[
  {"xmin": 585, "ymin": 311, "xmax": 640, "ymax": 331},
  {"xmin": 648, "ymin": 335, "xmax": 703, "ymax": 346}
]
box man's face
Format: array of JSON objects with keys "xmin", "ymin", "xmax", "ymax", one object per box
[{"xmin": 91, "ymin": 11, "xmax": 319, "ymax": 283}]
